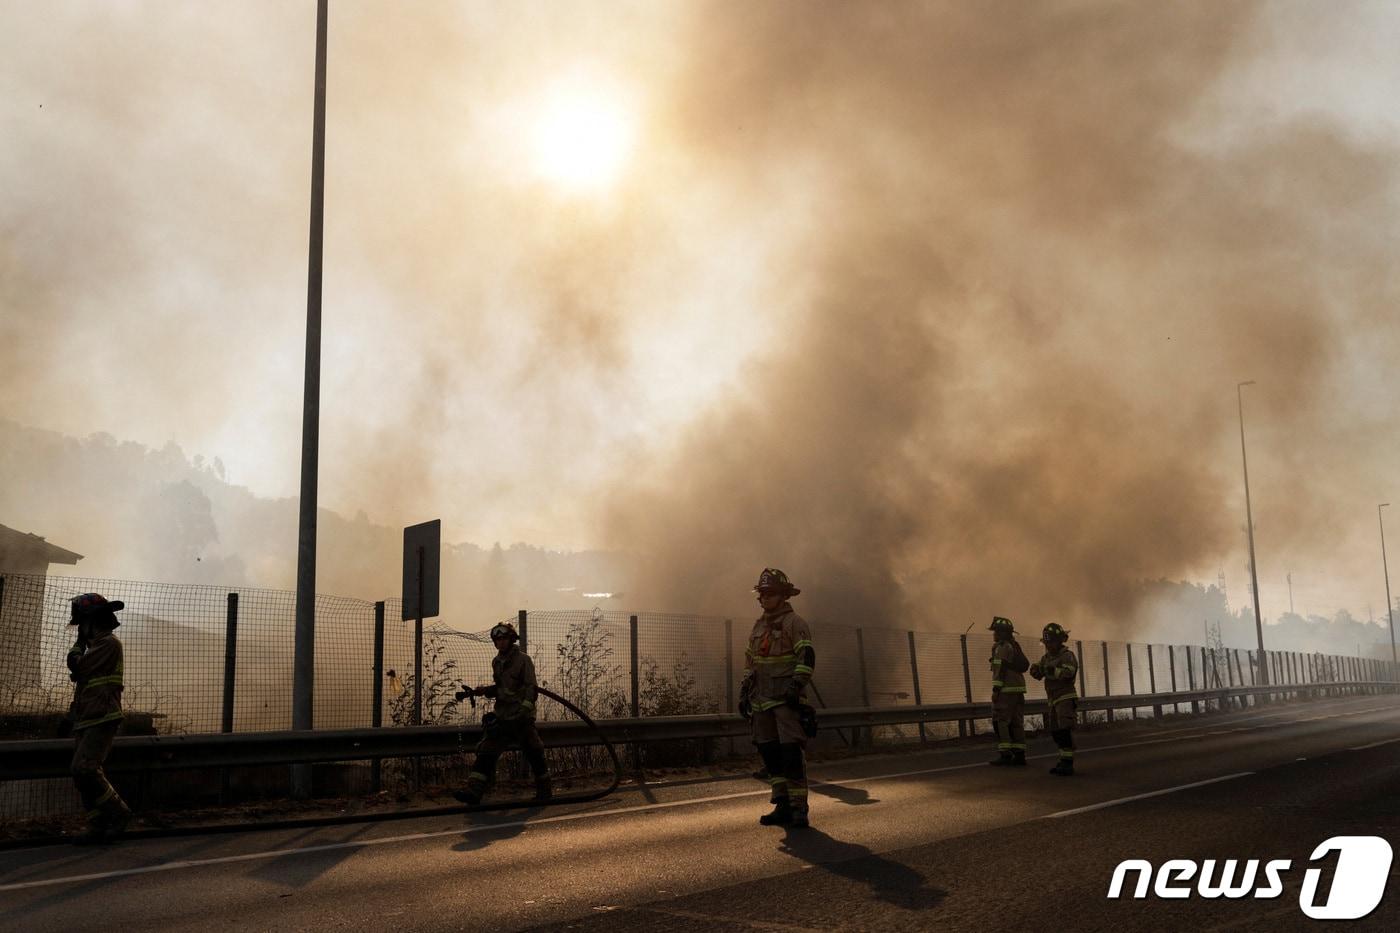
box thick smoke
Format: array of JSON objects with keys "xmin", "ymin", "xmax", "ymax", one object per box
[
  {"xmin": 3, "ymin": 3, "xmax": 1397, "ymax": 638},
  {"xmin": 599, "ymin": 1, "xmax": 1400, "ymax": 630}
]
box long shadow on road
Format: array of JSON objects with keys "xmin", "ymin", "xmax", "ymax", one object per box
[{"xmin": 778, "ymin": 826, "xmax": 946, "ymax": 910}]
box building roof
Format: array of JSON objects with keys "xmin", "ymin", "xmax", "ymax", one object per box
[{"xmin": 0, "ymin": 523, "xmax": 84, "ymax": 565}]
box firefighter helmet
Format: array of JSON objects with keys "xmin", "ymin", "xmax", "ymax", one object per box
[
  {"xmin": 69, "ymin": 593, "xmax": 124, "ymax": 626},
  {"xmin": 489, "ymin": 622, "xmax": 519, "ymax": 643},
  {"xmin": 988, "ymin": 616, "xmax": 1015, "ymax": 634},
  {"xmin": 753, "ymin": 568, "xmax": 800, "ymax": 597},
  {"xmin": 1041, "ymin": 622, "xmax": 1070, "ymax": 643}
]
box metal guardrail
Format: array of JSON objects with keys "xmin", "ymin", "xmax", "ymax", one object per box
[{"xmin": 2, "ymin": 680, "xmax": 1395, "ymax": 781}]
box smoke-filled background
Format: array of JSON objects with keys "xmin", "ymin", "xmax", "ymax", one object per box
[{"xmin": 3, "ymin": 1, "xmax": 1398, "ymax": 645}]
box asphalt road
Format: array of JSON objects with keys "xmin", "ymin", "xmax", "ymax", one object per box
[{"xmin": 2, "ymin": 692, "xmax": 1398, "ymax": 932}]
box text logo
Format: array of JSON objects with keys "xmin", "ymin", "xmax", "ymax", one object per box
[{"xmin": 1107, "ymin": 836, "xmax": 1392, "ymax": 921}]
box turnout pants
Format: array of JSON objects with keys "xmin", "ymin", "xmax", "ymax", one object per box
[
  {"xmin": 1048, "ymin": 696, "xmax": 1077, "ymax": 762},
  {"xmin": 466, "ymin": 718, "xmax": 549, "ymax": 796},
  {"xmin": 71, "ymin": 719, "xmax": 128, "ymax": 821},
  {"xmin": 992, "ymin": 692, "xmax": 1026, "ymax": 754},
  {"xmin": 752, "ymin": 705, "xmax": 808, "ymax": 815}
]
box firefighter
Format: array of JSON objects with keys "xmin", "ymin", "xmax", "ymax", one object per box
[
  {"xmin": 1028, "ymin": 622, "xmax": 1079, "ymax": 776},
  {"xmin": 739, "ymin": 568, "xmax": 815, "ymax": 828},
  {"xmin": 59, "ymin": 593, "xmax": 133, "ymax": 844},
  {"xmin": 987, "ymin": 616, "xmax": 1028, "ymax": 766},
  {"xmin": 453, "ymin": 622, "xmax": 552, "ymax": 806}
]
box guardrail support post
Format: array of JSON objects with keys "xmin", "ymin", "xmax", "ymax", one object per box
[
  {"xmin": 1101, "ymin": 642, "xmax": 1114, "ymax": 723},
  {"xmin": 960, "ymin": 634, "xmax": 974, "ymax": 736},
  {"xmin": 220, "ymin": 592, "xmax": 239, "ymax": 803},
  {"xmin": 908, "ymin": 631, "xmax": 926, "ymax": 744},
  {"xmin": 372, "ymin": 600, "xmax": 384, "ymax": 794},
  {"xmin": 856, "ymin": 627, "xmax": 870, "ymax": 746}
]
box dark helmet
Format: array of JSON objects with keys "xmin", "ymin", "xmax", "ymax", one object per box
[
  {"xmin": 69, "ymin": 593, "xmax": 124, "ymax": 627},
  {"xmin": 1042, "ymin": 622, "xmax": 1070, "ymax": 643},
  {"xmin": 489, "ymin": 622, "xmax": 519, "ymax": 643},
  {"xmin": 753, "ymin": 568, "xmax": 800, "ymax": 597},
  {"xmin": 988, "ymin": 616, "xmax": 1015, "ymax": 635}
]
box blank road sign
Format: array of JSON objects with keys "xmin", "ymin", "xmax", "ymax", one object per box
[{"xmin": 402, "ymin": 519, "xmax": 441, "ymax": 620}]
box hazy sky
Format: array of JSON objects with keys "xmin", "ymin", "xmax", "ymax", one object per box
[{"xmin": 3, "ymin": 1, "xmax": 1399, "ymax": 625}]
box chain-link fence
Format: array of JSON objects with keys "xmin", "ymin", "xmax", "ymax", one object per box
[{"xmin": 4, "ymin": 570, "xmax": 1398, "ymax": 822}]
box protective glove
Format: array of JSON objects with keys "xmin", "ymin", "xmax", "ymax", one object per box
[
  {"xmin": 738, "ymin": 696, "xmax": 752, "ymax": 721},
  {"xmin": 1028, "ymin": 664, "xmax": 1043, "ymax": 680},
  {"xmin": 56, "ymin": 718, "xmax": 73, "ymax": 739},
  {"xmin": 783, "ymin": 681, "xmax": 803, "ymax": 708},
  {"xmin": 453, "ymin": 685, "xmax": 475, "ymax": 702}
]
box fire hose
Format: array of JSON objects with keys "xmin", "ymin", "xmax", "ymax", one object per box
[{"xmin": 450, "ymin": 683, "xmax": 623, "ymax": 811}]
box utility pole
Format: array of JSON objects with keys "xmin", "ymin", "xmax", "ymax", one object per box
[
  {"xmin": 1237, "ymin": 381, "xmax": 1267, "ymax": 684},
  {"xmin": 1381, "ymin": 504, "xmax": 1396, "ymax": 664},
  {"xmin": 1287, "ymin": 573, "xmax": 1294, "ymax": 615},
  {"xmin": 292, "ymin": 0, "xmax": 329, "ymax": 799}
]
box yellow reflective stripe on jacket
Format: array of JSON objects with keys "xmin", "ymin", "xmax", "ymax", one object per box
[
  {"xmin": 1053, "ymin": 665, "xmax": 1077, "ymax": 678},
  {"xmin": 1051, "ymin": 693, "xmax": 1079, "ymax": 704},
  {"xmin": 991, "ymin": 680, "xmax": 1004, "ymax": 687},
  {"xmin": 74, "ymin": 710, "xmax": 123, "ymax": 730},
  {"xmin": 82, "ymin": 674, "xmax": 124, "ymax": 689},
  {"xmin": 792, "ymin": 639, "xmax": 813, "ymax": 652},
  {"xmin": 999, "ymin": 686, "xmax": 1027, "ymax": 694},
  {"xmin": 752, "ymin": 654, "xmax": 796, "ymax": 665},
  {"xmin": 793, "ymin": 664, "xmax": 813, "ymax": 675},
  {"xmin": 752, "ymin": 697, "xmax": 786, "ymax": 712},
  {"xmin": 519, "ymin": 699, "xmax": 535, "ymax": 711}
]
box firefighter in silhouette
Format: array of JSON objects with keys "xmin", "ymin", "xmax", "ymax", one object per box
[
  {"xmin": 1029, "ymin": 622, "xmax": 1079, "ymax": 776},
  {"xmin": 59, "ymin": 593, "xmax": 133, "ymax": 844},
  {"xmin": 739, "ymin": 568, "xmax": 815, "ymax": 828},
  {"xmin": 988, "ymin": 616, "xmax": 1029, "ymax": 766},
  {"xmin": 453, "ymin": 622, "xmax": 552, "ymax": 805}
]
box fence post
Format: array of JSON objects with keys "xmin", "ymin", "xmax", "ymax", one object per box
[
  {"xmin": 1101, "ymin": 642, "xmax": 1113, "ymax": 723},
  {"xmin": 907, "ymin": 631, "xmax": 926, "ymax": 744},
  {"xmin": 1126, "ymin": 644, "xmax": 1136, "ymax": 720},
  {"xmin": 371, "ymin": 600, "xmax": 385, "ymax": 794},
  {"xmin": 219, "ymin": 592, "xmax": 238, "ymax": 803},
  {"xmin": 1187, "ymin": 649, "xmax": 1199, "ymax": 715},
  {"xmin": 1169, "ymin": 646, "xmax": 1179, "ymax": 714},
  {"xmin": 517, "ymin": 609, "xmax": 528, "ymax": 656},
  {"xmin": 724, "ymin": 619, "xmax": 734, "ymax": 713},
  {"xmin": 1148, "ymin": 645, "xmax": 1161, "ymax": 718},
  {"xmin": 1075, "ymin": 636, "xmax": 1086, "ymax": 714},
  {"xmin": 630, "ymin": 614, "xmax": 641, "ymax": 770},
  {"xmin": 856, "ymin": 627, "xmax": 870, "ymax": 746},
  {"xmin": 222, "ymin": 593, "xmax": 239, "ymax": 733},
  {"xmin": 960, "ymin": 634, "xmax": 974, "ymax": 737}
]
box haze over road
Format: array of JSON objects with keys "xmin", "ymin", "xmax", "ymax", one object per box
[{"xmin": 3, "ymin": 693, "xmax": 1398, "ymax": 931}]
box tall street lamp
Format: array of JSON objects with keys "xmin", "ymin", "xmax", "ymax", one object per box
[
  {"xmin": 1238, "ymin": 381, "xmax": 1267, "ymax": 684},
  {"xmin": 1380, "ymin": 504, "xmax": 1396, "ymax": 664},
  {"xmin": 292, "ymin": 0, "xmax": 329, "ymax": 799}
]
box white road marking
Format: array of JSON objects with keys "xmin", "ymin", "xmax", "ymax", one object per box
[
  {"xmin": 1348, "ymin": 736, "xmax": 1400, "ymax": 751},
  {"xmin": 1041, "ymin": 772, "xmax": 1255, "ymax": 819},
  {"xmin": 3, "ymin": 700, "xmax": 1397, "ymax": 893}
]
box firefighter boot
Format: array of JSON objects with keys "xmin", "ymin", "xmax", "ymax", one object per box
[
  {"xmin": 1049, "ymin": 758, "xmax": 1074, "ymax": 776},
  {"xmin": 104, "ymin": 800, "xmax": 133, "ymax": 840},
  {"xmin": 1011, "ymin": 749, "xmax": 1027, "ymax": 766},
  {"xmin": 534, "ymin": 776, "xmax": 553, "ymax": 802},
  {"xmin": 989, "ymin": 750, "xmax": 1015, "ymax": 766},
  {"xmin": 453, "ymin": 787, "xmax": 483, "ymax": 806},
  {"xmin": 759, "ymin": 799, "xmax": 793, "ymax": 826}
]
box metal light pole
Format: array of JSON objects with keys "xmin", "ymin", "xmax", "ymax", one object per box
[
  {"xmin": 292, "ymin": 0, "xmax": 329, "ymax": 798},
  {"xmin": 1380, "ymin": 504, "xmax": 1396, "ymax": 664},
  {"xmin": 1237, "ymin": 381, "xmax": 1267, "ymax": 684}
]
